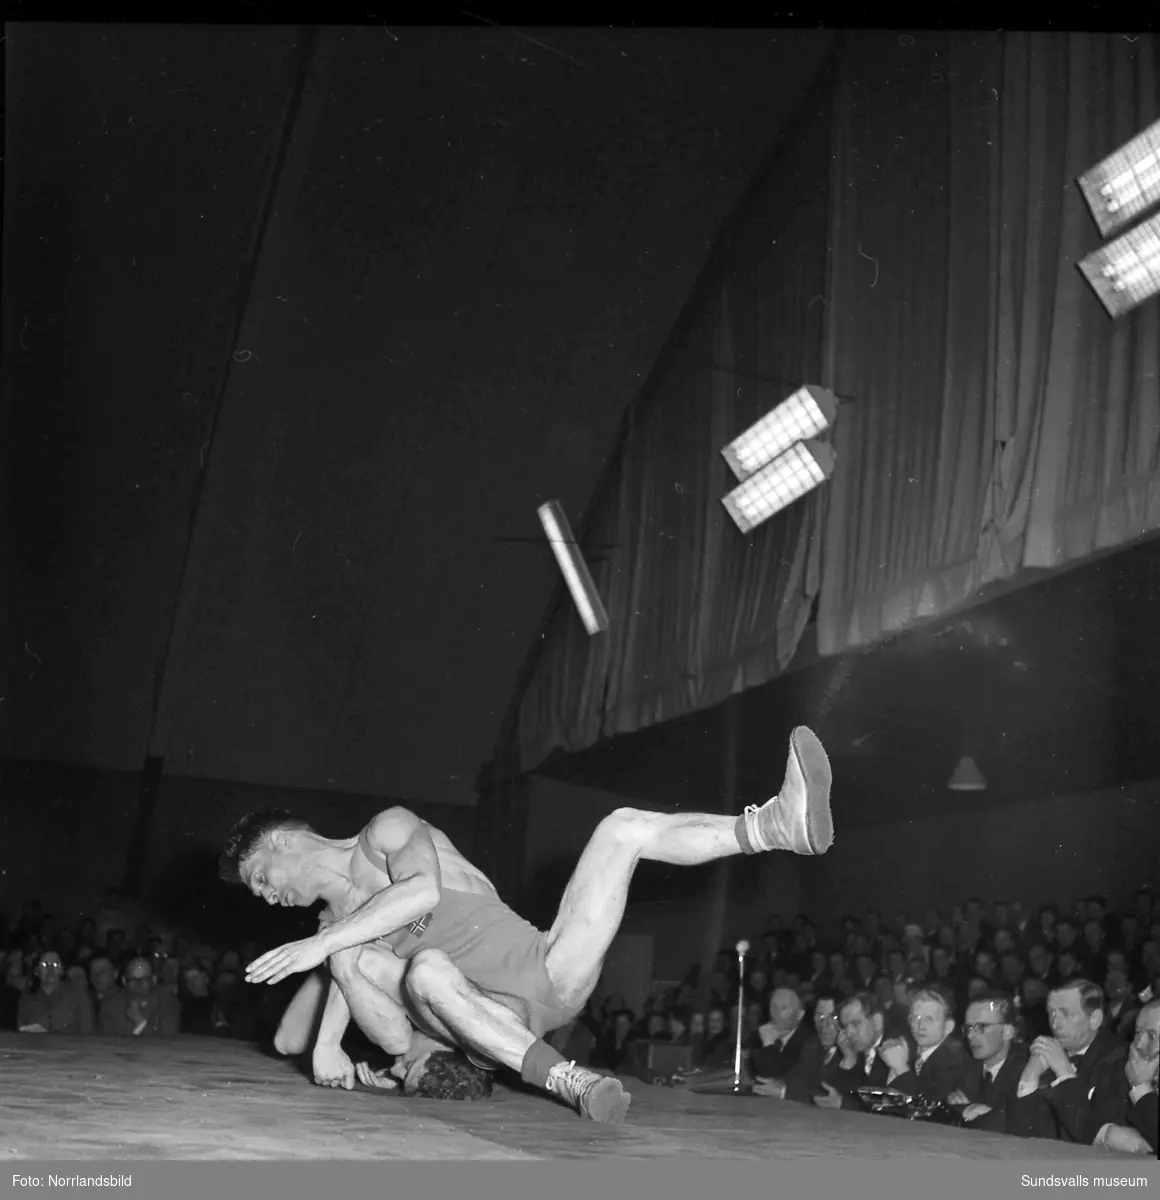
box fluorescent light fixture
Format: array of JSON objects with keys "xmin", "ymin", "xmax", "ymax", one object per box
[
  {"xmin": 721, "ymin": 385, "xmax": 839, "ymax": 482},
  {"xmin": 1078, "ymin": 210, "xmax": 1160, "ymax": 318},
  {"xmin": 1077, "ymin": 118, "xmax": 1160, "ymax": 238},
  {"xmin": 721, "ymin": 439, "xmax": 836, "ymax": 534},
  {"xmin": 947, "ymin": 755, "xmax": 987, "ymax": 792},
  {"xmin": 537, "ymin": 500, "xmax": 609, "ymax": 636}
]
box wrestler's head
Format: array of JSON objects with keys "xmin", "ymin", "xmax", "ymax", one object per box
[
  {"xmin": 391, "ymin": 1048, "xmax": 494, "ymax": 1100},
  {"xmin": 218, "ymin": 809, "xmax": 320, "ymax": 907}
]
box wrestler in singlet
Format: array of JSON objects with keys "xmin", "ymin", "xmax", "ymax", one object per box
[{"xmin": 354, "ymin": 827, "xmax": 578, "ymax": 1042}]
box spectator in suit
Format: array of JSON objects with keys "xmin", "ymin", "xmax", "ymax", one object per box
[
  {"xmin": 873, "ymin": 973, "xmax": 910, "ymax": 1039},
  {"xmin": 1139, "ymin": 938, "xmax": 1160, "ymax": 986},
  {"xmin": 1104, "ymin": 966, "xmax": 1141, "ymax": 1041},
  {"xmin": 853, "ymin": 953, "xmax": 877, "ymax": 991},
  {"xmin": 17, "ymin": 951, "xmax": 93, "ymax": 1035},
  {"xmin": 1055, "ymin": 947, "xmax": 1082, "ymax": 987},
  {"xmin": 946, "ymin": 990, "xmax": 1029, "ymax": 1134},
  {"xmin": 880, "ymin": 987, "xmax": 971, "ymax": 1103},
  {"xmin": 751, "ymin": 987, "xmax": 814, "ymax": 1087},
  {"xmin": 1036, "ymin": 904, "xmax": 1060, "ymax": 949},
  {"xmin": 1117, "ymin": 917, "xmax": 1142, "ymax": 974},
  {"xmin": 1054, "ymin": 918, "xmax": 1081, "ymax": 963},
  {"xmin": 973, "ymin": 949, "xmax": 999, "ymax": 986},
  {"xmin": 999, "ymin": 951, "xmax": 1027, "ymax": 994},
  {"xmin": 695, "ymin": 1006, "xmax": 735, "ymax": 1070},
  {"xmin": 88, "ymin": 955, "xmax": 120, "ymax": 1013},
  {"xmin": 885, "ymin": 948, "xmax": 907, "ymax": 983},
  {"xmin": 812, "ymin": 990, "xmax": 891, "ymax": 1110},
  {"xmin": 1027, "ymin": 943, "xmax": 1056, "ymax": 988},
  {"xmin": 1081, "ymin": 919, "xmax": 1110, "ymax": 980},
  {"xmin": 827, "ymin": 950, "xmax": 851, "ymax": 993},
  {"xmin": 99, "ymin": 956, "xmax": 181, "ymax": 1037},
  {"xmin": 1018, "ymin": 975, "xmax": 1052, "ymax": 1041},
  {"xmin": 760, "ymin": 991, "xmax": 845, "ymax": 1104},
  {"xmin": 1034, "ymin": 997, "xmax": 1158, "ymax": 1154},
  {"xmin": 929, "ymin": 945, "xmax": 957, "ymax": 991},
  {"xmin": 1009, "ymin": 979, "xmax": 1124, "ymax": 1141}
]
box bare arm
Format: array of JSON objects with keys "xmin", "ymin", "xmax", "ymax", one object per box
[
  {"xmin": 317, "ymin": 808, "xmax": 441, "ymax": 956},
  {"xmin": 315, "ymin": 977, "xmax": 353, "ymax": 1050}
]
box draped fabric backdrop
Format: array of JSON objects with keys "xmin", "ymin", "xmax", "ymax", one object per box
[
  {"xmin": 509, "ymin": 31, "xmax": 1160, "ymax": 773},
  {"xmin": 515, "ymin": 73, "xmax": 835, "ymax": 773},
  {"xmin": 818, "ymin": 32, "xmax": 1160, "ymax": 656}
]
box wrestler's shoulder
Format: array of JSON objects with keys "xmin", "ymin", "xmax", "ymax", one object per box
[{"xmin": 364, "ymin": 805, "xmax": 434, "ymax": 846}]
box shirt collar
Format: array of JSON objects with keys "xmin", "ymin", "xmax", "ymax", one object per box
[{"xmin": 916, "ymin": 1035, "xmax": 946, "ymax": 1066}]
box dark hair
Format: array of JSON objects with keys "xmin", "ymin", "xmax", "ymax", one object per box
[
  {"xmin": 967, "ymin": 988, "xmax": 1017, "ymax": 1025},
  {"xmin": 839, "ymin": 990, "xmax": 882, "ymax": 1021},
  {"xmin": 406, "ymin": 1050, "xmax": 494, "ymax": 1100},
  {"xmin": 218, "ymin": 809, "xmax": 313, "ymax": 883},
  {"xmin": 1050, "ymin": 978, "xmax": 1105, "ymax": 1016}
]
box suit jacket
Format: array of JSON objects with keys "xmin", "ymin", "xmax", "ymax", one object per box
[
  {"xmin": 98, "ymin": 987, "xmax": 181, "ymax": 1037},
  {"xmin": 881, "ymin": 1002, "xmax": 910, "ymax": 1041},
  {"xmin": 832, "ymin": 1044, "xmax": 892, "ymax": 1110},
  {"xmin": 959, "ymin": 1043, "xmax": 1030, "ymax": 1135},
  {"xmin": 751, "ymin": 1024, "xmax": 816, "ymax": 1082},
  {"xmin": 1106, "ymin": 999, "xmax": 1141, "ymax": 1042},
  {"xmin": 1008, "ymin": 1027, "xmax": 1124, "ymax": 1142},
  {"xmin": 779, "ymin": 1040, "xmax": 841, "ymax": 1105},
  {"xmin": 17, "ymin": 982, "xmax": 94, "ymax": 1034},
  {"xmin": 889, "ymin": 1036, "xmax": 972, "ymax": 1103},
  {"xmin": 1043, "ymin": 1044, "xmax": 1158, "ymax": 1151}
]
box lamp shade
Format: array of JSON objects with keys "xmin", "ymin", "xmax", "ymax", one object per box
[{"xmin": 947, "ymin": 755, "xmax": 987, "ymax": 792}]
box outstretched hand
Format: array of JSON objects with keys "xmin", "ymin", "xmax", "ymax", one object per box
[{"xmin": 246, "ymin": 936, "xmax": 329, "ymax": 986}]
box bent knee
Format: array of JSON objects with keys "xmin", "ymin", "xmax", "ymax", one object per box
[
  {"xmin": 273, "ymin": 1026, "xmax": 310, "ymax": 1057},
  {"xmin": 405, "ymin": 947, "xmax": 456, "ymax": 996},
  {"xmin": 595, "ymin": 807, "xmax": 648, "ymax": 848}
]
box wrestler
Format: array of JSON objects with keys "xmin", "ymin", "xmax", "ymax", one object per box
[{"xmin": 221, "ymin": 726, "xmax": 834, "ymax": 1123}]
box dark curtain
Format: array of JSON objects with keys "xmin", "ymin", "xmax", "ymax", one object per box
[
  {"xmin": 515, "ymin": 84, "xmax": 834, "ymax": 772},
  {"xmin": 817, "ymin": 32, "xmax": 1160, "ymax": 656}
]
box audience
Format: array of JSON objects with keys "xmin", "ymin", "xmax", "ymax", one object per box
[
  {"xmin": 1, "ymin": 882, "xmax": 1155, "ymax": 1157},
  {"xmin": 98, "ymin": 956, "xmax": 182, "ymax": 1037},
  {"xmin": 17, "ymin": 950, "xmax": 93, "ymax": 1035},
  {"xmin": 881, "ymin": 986, "xmax": 971, "ymax": 1102},
  {"xmin": 950, "ymin": 988, "xmax": 1029, "ymax": 1135},
  {"xmin": 0, "ymin": 891, "xmax": 282, "ymax": 1043}
]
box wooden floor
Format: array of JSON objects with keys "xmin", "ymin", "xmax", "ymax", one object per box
[{"xmin": 0, "ymin": 1034, "xmax": 1110, "ymax": 1161}]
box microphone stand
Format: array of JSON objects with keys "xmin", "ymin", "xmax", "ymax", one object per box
[{"xmin": 690, "ymin": 939, "xmax": 755, "ymax": 1096}]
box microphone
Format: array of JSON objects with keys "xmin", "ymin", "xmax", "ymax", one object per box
[{"xmin": 736, "ymin": 939, "xmax": 750, "ymax": 956}]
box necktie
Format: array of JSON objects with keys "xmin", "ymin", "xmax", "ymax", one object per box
[{"xmin": 914, "ymin": 1055, "xmax": 925, "ymax": 1077}]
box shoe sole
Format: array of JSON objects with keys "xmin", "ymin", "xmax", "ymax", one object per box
[
  {"xmin": 791, "ymin": 725, "xmax": 833, "ymax": 854},
  {"xmin": 583, "ymin": 1076, "xmax": 632, "ymax": 1124}
]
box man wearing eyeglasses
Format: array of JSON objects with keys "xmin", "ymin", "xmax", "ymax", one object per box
[
  {"xmin": 753, "ymin": 991, "xmax": 842, "ymax": 1104},
  {"xmin": 944, "ymin": 989, "xmax": 1029, "ymax": 1134}
]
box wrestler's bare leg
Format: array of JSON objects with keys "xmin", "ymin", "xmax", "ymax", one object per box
[
  {"xmin": 393, "ymin": 728, "xmax": 831, "ymax": 1122},
  {"xmin": 401, "ymin": 947, "xmax": 632, "ymax": 1122},
  {"xmin": 328, "ymin": 944, "xmax": 413, "ymax": 1056},
  {"xmin": 273, "ymin": 969, "xmax": 327, "ymax": 1056},
  {"xmin": 544, "ymin": 726, "xmax": 832, "ymax": 1009}
]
